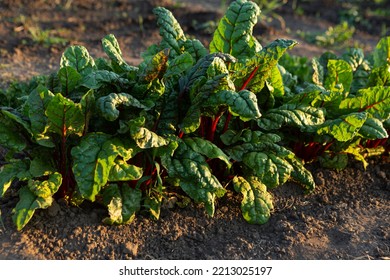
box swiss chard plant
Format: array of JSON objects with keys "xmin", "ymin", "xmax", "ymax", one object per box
[{"xmin": 0, "ymin": 0, "xmax": 389, "ymax": 230}]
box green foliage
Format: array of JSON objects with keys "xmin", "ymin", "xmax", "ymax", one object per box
[{"xmin": 0, "ymin": 0, "xmax": 389, "ymax": 230}]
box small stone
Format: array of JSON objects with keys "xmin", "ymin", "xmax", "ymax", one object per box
[{"xmin": 123, "ymin": 242, "xmax": 138, "ymax": 257}]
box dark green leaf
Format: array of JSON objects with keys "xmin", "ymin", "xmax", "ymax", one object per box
[
  {"xmin": 258, "ymin": 104, "xmax": 325, "ymax": 131},
  {"xmin": 102, "ymin": 184, "xmax": 142, "ymax": 225},
  {"xmin": 12, "ymin": 186, "xmax": 53, "ymax": 231},
  {"xmin": 45, "ymin": 93, "xmax": 85, "ymax": 137},
  {"xmin": 232, "ymin": 176, "xmax": 273, "ymax": 225},
  {"xmin": 60, "ymin": 45, "xmax": 95, "ymax": 76},
  {"xmin": 209, "ymin": 0, "xmax": 260, "ymax": 59},
  {"xmin": 153, "ymin": 7, "xmax": 186, "ymax": 57}
]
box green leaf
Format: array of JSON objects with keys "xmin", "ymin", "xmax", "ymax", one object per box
[
  {"xmin": 102, "ymin": 184, "xmax": 142, "ymax": 225},
  {"xmin": 221, "ymin": 129, "xmax": 281, "ymax": 146},
  {"xmin": 324, "ymin": 59, "xmax": 353, "ymax": 94},
  {"xmin": 102, "ymin": 34, "xmax": 137, "ymax": 73},
  {"xmin": 27, "ymin": 86, "xmax": 55, "ymax": 147},
  {"xmin": 0, "ymin": 110, "xmax": 28, "ymax": 152},
  {"xmin": 359, "ymin": 117, "xmax": 389, "ymax": 140},
  {"xmin": 81, "ymin": 70, "xmax": 131, "ymax": 90},
  {"xmin": 182, "ymin": 39, "xmax": 208, "ymax": 61},
  {"xmin": 45, "ymin": 93, "xmax": 85, "ymax": 137},
  {"xmin": 242, "ymin": 152, "xmax": 293, "ymax": 188},
  {"xmin": 72, "ymin": 133, "xmax": 125, "ymax": 201},
  {"xmin": 27, "ymin": 172, "xmax": 62, "ymax": 198},
  {"xmin": 373, "ymin": 36, "xmax": 390, "ymax": 68},
  {"xmin": 183, "ymin": 137, "xmax": 231, "ymax": 168},
  {"xmin": 164, "ymin": 52, "xmax": 194, "ymax": 79},
  {"xmin": 0, "ymin": 160, "xmax": 30, "ymax": 197},
  {"xmin": 138, "ymin": 49, "xmax": 169, "ymax": 82},
  {"xmin": 232, "ymin": 176, "xmax": 273, "ymax": 225},
  {"xmin": 161, "ymin": 142, "xmax": 226, "ymax": 216},
  {"xmin": 265, "ymin": 65, "xmax": 285, "ymax": 98},
  {"xmin": 339, "ymin": 86, "xmax": 390, "ymax": 120},
  {"xmin": 317, "ymin": 112, "xmax": 368, "ymax": 142},
  {"xmin": 60, "ymin": 45, "xmax": 95, "ymax": 76},
  {"xmin": 319, "ymin": 153, "xmax": 349, "ymax": 170},
  {"xmin": 367, "ymin": 65, "xmax": 390, "ymax": 87},
  {"xmin": 257, "ymin": 104, "xmax": 325, "ymax": 131},
  {"xmin": 97, "ymin": 93, "xmax": 149, "ymax": 121},
  {"xmin": 226, "ymin": 142, "xmax": 292, "ymax": 162},
  {"xmin": 12, "ymin": 186, "xmax": 53, "ymax": 231},
  {"xmin": 207, "ymin": 89, "xmax": 261, "ymax": 121},
  {"xmin": 108, "ymin": 159, "xmax": 143, "ymax": 181},
  {"xmin": 209, "ymin": 0, "xmax": 260, "ymax": 59},
  {"xmin": 285, "ymin": 156, "xmax": 316, "ymax": 193},
  {"xmin": 128, "ymin": 117, "xmax": 169, "ymax": 149},
  {"xmin": 233, "ymin": 39, "xmax": 297, "ymax": 92},
  {"xmin": 58, "ymin": 66, "xmax": 82, "ymax": 96},
  {"xmin": 153, "ymin": 7, "xmax": 186, "ymax": 57}
]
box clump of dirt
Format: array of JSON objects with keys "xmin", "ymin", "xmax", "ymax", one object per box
[{"xmin": 0, "ymin": 0, "xmax": 389, "ymax": 260}]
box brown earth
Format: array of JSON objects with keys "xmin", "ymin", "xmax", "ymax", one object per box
[{"xmin": 0, "ymin": 0, "xmax": 389, "ymax": 260}]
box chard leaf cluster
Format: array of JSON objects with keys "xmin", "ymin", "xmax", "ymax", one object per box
[{"xmin": 0, "ymin": 0, "xmax": 389, "ymax": 230}]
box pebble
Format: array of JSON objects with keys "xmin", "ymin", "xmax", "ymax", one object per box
[{"xmin": 123, "ymin": 242, "xmax": 138, "ymax": 257}]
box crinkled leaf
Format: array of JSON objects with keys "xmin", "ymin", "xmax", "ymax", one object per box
[
  {"xmin": 324, "ymin": 59, "xmax": 353, "ymax": 94},
  {"xmin": 232, "ymin": 176, "xmax": 273, "ymax": 225},
  {"xmin": 180, "ymin": 53, "xmax": 236, "ymax": 96},
  {"xmin": 209, "ymin": 89, "xmax": 261, "ymax": 121},
  {"xmin": 0, "ymin": 160, "xmax": 30, "ymax": 197},
  {"xmin": 265, "ymin": 65, "xmax": 285, "ymax": 98},
  {"xmin": 257, "ymin": 104, "xmax": 325, "ymax": 131},
  {"xmin": 102, "ymin": 184, "xmax": 142, "ymax": 225},
  {"xmin": 183, "ymin": 137, "xmax": 231, "ymax": 167},
  {"xmin": 27, "ymin": 86, "xmax": 55, "ymax": 147},
  {"xmin": 153, "ymin": 7, "xmax": 186, "ymax": 57},
  {"xmin": 367, "ymin": 65, "xmax": 390, "ymax": 87},
  {"xmin": 128, "ymin": 117, "xmax": 169, "ymax": 149},
  {"xmin": 45, "ymin": 93, "xmax": 85, "ymax": 137},
  {"xmin": 138, "ymin": 49, "xmax": 169, "ymax": 82},
  {"xmin": 226, "ymin": 141, "xmax": 293, "ymax": 162},
  {"xmin": 72, "ymin": 134, "xmax": 127, "ymax": 201},
  {"xmin": 242, "ymin": 152, "xmax": 293, "ymax": 188},
  {"xmin": 161, "ymin": 142, "xmax": 226, "ymax": 216},
  {"xmin": 339, "ymin": 86, "xmax": 390, "ymax": 120},
  {"xmin": 209, "ymin": 0, "xmax": 260, "ymax": 59},
  {"xmin": 0, "ymin": 110, "xmax": 28, "ymax": 152},
  {"xmin": 12, "ymin": 186, "xmax": 53, "ymax": 231},
  {"xmin": 182, "ymin": 39, "xmax": 208, "ymax": 61},
  {"xmin": 319, "ymin": 153, "xmax": 349, "ymax": 170},
  {"xmin": 58, "ymin": 66, "xmax": 82, "ymax": 96},
  {"xmin": 221, "ymin": 129, "xmax": 281, "ymax": 146},
  {"xmin": 373, "ymin": 36, "xmax": 390, "ymax": 68},
  {"xmin": 27, "ymin": 172, "xmax": 62, "ymax": 198},
  {"xmin": 108, "ymin": 159, "xmax": 143, "ymax": 181},
  {"xmin": 102, "ymin": 34, "xmax": 136, "ymax": 73},
  {"xmin": 233, "ymin": 39, "xmax": 297, "ymax": 92},
  {"xmin": 97, "ymin": 92, "xmax": 148, "ymax": 121},
  {"xmin": 29, "ymin": 151, "xmax": 57, "ymax": 177},
  {"xmin": 81, "ymin": 70, "xmax": 130, "ymax": 90},
  {"xmin": 359, "ymin": 117, "xmax": 389, "ymax": 140},
  {"xmin": 60, "ymin": 45, "xmax": 95, "ymax": 76},
  {"xmin": 317, "ymin": 112, "xmax": 368, "ymax": 142},
  {"xmin": 164, "ymin": 52, "xmax": 194, "ymax": 79},
  {"xmin": 285, "ymin": 156, "xmax": 316, "ymax": 193}
]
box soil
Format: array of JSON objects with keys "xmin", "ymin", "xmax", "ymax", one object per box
[{"xmin": 0, "ymin": 0, "xmax": 389, "ymax": 260}]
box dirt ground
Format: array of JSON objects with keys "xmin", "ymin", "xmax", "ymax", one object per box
[{"xmin": 0, "ymin": 0, "xmax": 389, "ymax": 260}]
